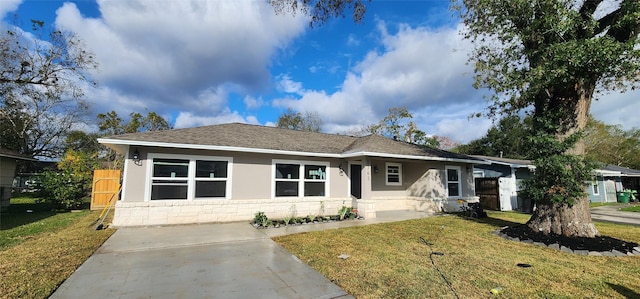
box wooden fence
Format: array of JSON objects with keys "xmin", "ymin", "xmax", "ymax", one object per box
[
  {"xmin": 90, "ymin": 169, "xmax": 121, "ymax": 210},
  {"xmin": 474, "ymin": 177, "xmax": 500, "ymax": 210}
]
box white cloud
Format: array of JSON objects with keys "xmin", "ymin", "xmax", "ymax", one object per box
[
  {"xmin": 174, "ymin": 109, "xmax": 250, "ymax": 129},
  {"xmin": 243, "ymin": 95, "xmax": 264, "ymax": 110},
  {"xmin": 0, "ymin": 0, "xmax": 21, "ymax": 18},
  {"xmin": 273, "ymin": 21, "xmax": 485, "ymax": 143},
  {"xmin": 346, "ymin": 33, "xmax": 360, "ymax": 47},
  {"xmin": 276, "ymin": 74, "xmax": 305, "ymax": 95},
  {"xmin": 53, "ymin": 0, "xmax": 306, "ymax": 124},
  {"xmin": 591, "ymin": 89, "xmax": 640, "ymax": 130}
]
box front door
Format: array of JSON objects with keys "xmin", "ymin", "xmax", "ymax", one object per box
[{"xmin": 350, "ymin": 164, "xmax": 362, "ymax": 199}]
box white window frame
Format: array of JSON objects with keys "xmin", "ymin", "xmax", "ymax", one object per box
[
  {"xmin": 473, "ymin": 170, "xmax": 485, "ymax": 178},
  {"xmin": 272, "ymin": 159, "xmax": 330, "ymax": 198},
  {"xmin": 145, "ymin": 153, "xmax": 232, "ymax": 201},
  {"xmin": 385, "ymin": 162, "xmax": 403, "ymax": 186},
  {"xmin": 592, "ymin": 176, "xmax": 599, "ymax": 195},
  {"xmin": 445, "ymin": 166, "xmax": 462, "ymax": 198}
]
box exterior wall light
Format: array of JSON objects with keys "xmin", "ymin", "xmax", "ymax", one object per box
[{"xmin": 132, "ymin": 148, "xmax": 141, "ymax": 165}]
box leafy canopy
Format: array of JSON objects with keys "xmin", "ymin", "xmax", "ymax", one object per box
[
  {"xmin": 0, "ymin": 19, "xmax": 98, "ymax": 159},
  {"xmin": 456, "ymin": 0, "xmax": 640, "ymax": 118}
]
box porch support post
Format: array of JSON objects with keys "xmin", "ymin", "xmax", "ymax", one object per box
[{"xmin": 356, "ymin": 158, "xmax": 376, "ymax": 219}]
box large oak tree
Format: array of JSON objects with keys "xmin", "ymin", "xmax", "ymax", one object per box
[
  {"xmin": 271, "ymin": 0, "xmax": 640, "ymax": 238},
  {"xmin": 458, "ymin": 0, "xmax": 640, "ymax": 237}
]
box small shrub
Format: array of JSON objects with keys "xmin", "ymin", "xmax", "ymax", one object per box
[
  {"xmin": 338, "ymin": 206, "xmax": 353, "ymax": 220},
  {"xmin": 253, "ymin": 211, "xmax": 267, "ymax": 225},
  {"xmin": 38, "ymin": 169, "xmax": 88, "ymax": 210}
]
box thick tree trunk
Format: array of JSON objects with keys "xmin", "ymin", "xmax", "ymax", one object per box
[
  {"xmin": 527, "ymin": 198, "xmax": 598, "ymax": 237},
  {"xmin": 526, "ymin": 81, "xmax": 599, "ymax": 238}
]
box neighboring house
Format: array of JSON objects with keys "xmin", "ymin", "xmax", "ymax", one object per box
[
  {"xmin": 98, "ymin": 123, "xmax": 485, "ymax": 227},
  {"xmin": 472, "ymin": 155, "xmax": 640, "ymax": 208},
  {"xmin": 588, "ymin": 167, "xmax": 621, "ymax": 203},
  {"xmin": 589, "ymin": 164, "xmax": 640, "ymax": 203},
  {"xmin": 471, "ymin": 155, "xmax": 535, "ymax": 212},
  {"xmin": 0, "ymin": 148, "xmax": 37, "ymax": 212}
]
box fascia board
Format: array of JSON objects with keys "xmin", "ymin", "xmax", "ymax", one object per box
[
  {"xmin": 97, "ymin": 138, "xmax": 343, "ymax": 158},
  {"xmin": 342, "ymin": 151, "xmax": 491, "ymax": 165}
]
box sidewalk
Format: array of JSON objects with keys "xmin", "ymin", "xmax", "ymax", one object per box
[{"xmin": 590, "ymin": 204, "xmax": 640, "ymax": 226}]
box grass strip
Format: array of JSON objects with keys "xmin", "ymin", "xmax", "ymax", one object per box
[
  {"xmin": 620, "ymin": 205, "xmax": 640, "ymax": 212},
  {"xmin": 0, "ymin": 211, "xmax": 114, "ymax": 298},
  {"xmin": 274, "ymin": 211, "xmax": 640, "ymax": 298}
]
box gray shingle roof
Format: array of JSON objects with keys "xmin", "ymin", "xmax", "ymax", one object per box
[
  {"xmin": 0, "ymin": 147, "xmax": 37, "ymax": 161},
  {"xmin": 471, "ymin": 155, "xmax": 533, "ymax": 167},
  {"xmin": 100, "ymin": 123, "xmax": 481, "ymax": 162},
  {"xmin": 602, "ymin": 164, "xmax": 640, "ymax": 176}
]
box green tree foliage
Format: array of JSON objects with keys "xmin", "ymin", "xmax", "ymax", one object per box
[
  {"xmin": 367, "ymin": 107, "xmax": 440, "ymax": 147},
  {"xmin": 276, "ymin": 108, "xmax": 323, "ymax": 132},
  {"xmin": 0, "ymin": 20, "xmax": 97, "ymax": 159},
  {"xmin": 457, "ymin": 115, "xmax": 533, "ymax": 159},
  {"xmin": 38, "ymin": 150, "xmax": 98, "ymax": 210},
  {"xmin": 457, "ymin": 0, "xmax": 640, "ymax": 237},
  {"xmin": 65, "ymin": 130, "xmax": 102, "ymax": 154},
  {"xmin": 96, "ymin": 110, "xmax": 172, "ymax": 169},
  {"xmin": 97, "ymin": 110, "xmax": 172, "ymax": 136},
  {"xmin": 584, "ymin": 117, "xmax": 640, "ymax": 170}
]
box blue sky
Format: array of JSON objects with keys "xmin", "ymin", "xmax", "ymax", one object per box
[{"xmin": 2, "ymin": 0, "xmax": 639, "ymax": 144}]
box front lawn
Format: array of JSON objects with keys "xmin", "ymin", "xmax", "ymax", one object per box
[
  {"xmin": 274, "ymin": 212, "xmax": 640, "ymax": 298},
  {"xmin": 620, "ymin": 205, "xmax": 640, "ymax": 212},
  {"xmin": 0, "ymin": 196, "xmax": 115, "ymax": 298}
]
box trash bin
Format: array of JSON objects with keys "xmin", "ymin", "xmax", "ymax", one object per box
[{"xmin": 616, "ymin": 191, "xmax": 631, "ymax": 203}]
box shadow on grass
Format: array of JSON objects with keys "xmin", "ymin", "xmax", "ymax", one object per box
[
  {"xmin": 0, "ymin": 201, "xmax": 58, "ymax": 230},
  {"xmin": 0, "ymin": 197, "xmax": 90, "ymax": 230},
  {"xmin": 449, "ymin": 212, "xmax": 525, "ymax": 229},
  {"xmin": 606, "ymin": 282, "xmax": 640, "ymax": 298}
]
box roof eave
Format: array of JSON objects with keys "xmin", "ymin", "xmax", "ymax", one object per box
[
  {"xmin": 342, "ymin": 151, "xmax": 490, "ymax": 164},
  {"xmin": 98, "ymin": 138, "xmax": 344, "ymax": 158}
]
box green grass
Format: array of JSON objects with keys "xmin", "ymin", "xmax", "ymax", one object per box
[
  {"xmin": 0, "ymin": 196, "xmax": 114, "ymax": 298},
  {"xmin": 620, "ymin": 205, "xmax": 640, "ymax": 212},
  {"xmin": 0, "ymin": 197, "xmax": 91, "ymax": 249},
  {"xmin": 274, "ymin": 211, "xmax": 640, "ymax": 298}
]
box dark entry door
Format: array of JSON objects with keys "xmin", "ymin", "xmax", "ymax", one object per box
[
  {"xmin": 350, "ymin": 164, "xmax": 362, "ymax": 199},
  {"xmin": 475, "ymin": 178, "xmax": 500, "ymax": 210}
]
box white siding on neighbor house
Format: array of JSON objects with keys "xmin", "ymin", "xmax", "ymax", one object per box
[{"xmin": 0, "ymin": 157, "xmax": 17, "ymax": 210}]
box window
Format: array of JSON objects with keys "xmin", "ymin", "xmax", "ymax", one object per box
[
  {"xmin": 194, "ymin": 160, "xmax": 228, "ymax": 198},
  {"xmin": 148, "ymin": 154, "xmax": 231, "ymax": 200},
  {"xmin": 592, "ymin": 177, "xmax": 599, "ymax": 195},
  {"xmin": 386, "ymin": 162, "xmax": 402, "ymax": 186},
  {"xmin": 445, "ymin": 166, "xmax": 461, "ymax": 197},
  {"xmin": 274, "ymin": 160, "xmax": 328, "ymax": 197},
  {"xmin": 151, "ymin": 159, "xmax": 189, "ymax": 200}
]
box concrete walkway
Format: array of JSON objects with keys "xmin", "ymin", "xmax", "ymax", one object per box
[
  {"xmin": 591, "ymin": 204, "xmax": 640, "ymax": 226},
  {"xmin": 50, "ymin": 210, "xmax": 433, "ymax": 299}
]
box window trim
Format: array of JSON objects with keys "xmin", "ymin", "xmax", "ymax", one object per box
[
  {"xmin": 445, "ymin": 166, "xmax": 462, "ymax": 198},
  {"xmin": 272, "ymin": 159, "xmax": 330, "ymax": 198},
  {"xmin": 385, "ymin": 162, "xmax": 402, "ymax": 186},
  {"xmin": 592, "ymin": 176, "xmax": 599, "ymax": 195},
  {"xmin": 145, "ymin": 153, "xmax": 232, "ymax": 201}
]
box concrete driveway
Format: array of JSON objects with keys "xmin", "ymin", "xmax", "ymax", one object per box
[
  {"xmin": 50, "ymin": 211, "xmax": 433, "ymax": 299},
  {"xmin": 591, "ymin": 204, "xmax": 640, "ymax": 226},
  {"xmin": 50, "ymin": 222, "xmax": 353, "ymax": 299}
]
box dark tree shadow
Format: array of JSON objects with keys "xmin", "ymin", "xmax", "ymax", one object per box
[
  {"xmin": 1, "ymin": 201, "xmax": 57, "ymax": 230},
  {"xmin": 448, "ymin": 212, "xmax": 524, "ymax": 228},
  {"xmin": 606, "ymin": 282, "xmax": 640, "ymax": 298}
]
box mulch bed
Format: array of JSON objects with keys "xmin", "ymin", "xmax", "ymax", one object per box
[{"xmin": 501, "ymin": 225, "xmax": 639, "ymax": 253}]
